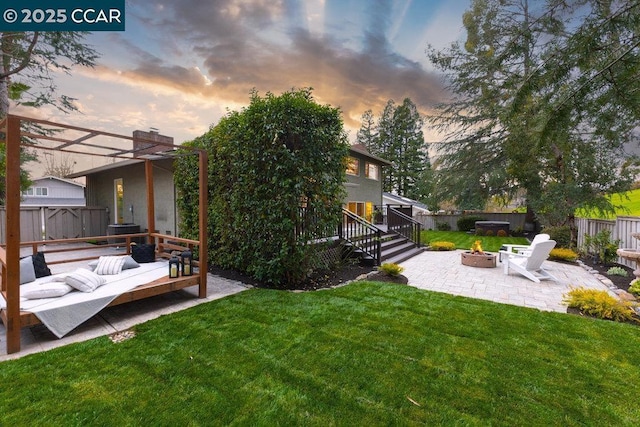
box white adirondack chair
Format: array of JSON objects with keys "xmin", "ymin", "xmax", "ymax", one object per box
[
  {"xmin": 500, "ymin": 239, "xmax": 558, "ymax": 283},
  {"xmin": 501, "ymin": 233, "xmax": 550, "ymax": 258}
]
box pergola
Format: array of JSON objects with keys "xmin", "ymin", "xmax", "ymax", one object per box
[{"xmin": 0, "ymin": 114, "xmax": 208, "ymax": 354}]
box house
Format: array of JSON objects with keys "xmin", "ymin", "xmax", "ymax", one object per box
[
  {"xmin": 21, "ymin": 176, "xmax": 86, "ymax": 207},
  {"xmin": 67, "ymin": 130, "xmax": 179, "ymax": 237},
  {"xmin": 344, "ymin": 144, "xmax": 392, "ymax": 221}
]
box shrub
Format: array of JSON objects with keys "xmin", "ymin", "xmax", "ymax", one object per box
[
  {"xmin": 563, "ymin": 288, "xmax": 637, "ymax": 323},
  {"xmin": 475, "ymin": 228, "xmax": 484, "ymax": 236},
  {"xmin": 544, "ymin": 225, "xmax": 572, "ymax": 248},
  {"xmin": 485, "ymin": 230, "xmax": 494, "ymax": 236},
  {"xmin": 457, "ymin": 215, "xmax": 485, "ymax": 232},
  {"xmin": 629, "ymin": 280, "xmax": 640, "ymax": 296},
  {"xmin": 430, "ymin": 241, "xmax": 456, "ymax": 251},
  {"xmin": 496, "ymin": 229, "xmax": 508, "ymax": 237},
  {"xmin": 549, "ymin": 248, "xmax": 578, "ymax": 262},
  {"xmin": 582, "ymin": 229, "xmax": 621, "ymax": 265},
  {"xmin": 436, "ymin": 221, "xmax": 451, "ymax": 231},
  {"xmin": 606, "ymin": 266, "xmax": 628, "ymax": 277},
  {"xmin": 378, "ymin": 263, "xmax": 404, "ymax": 276}
]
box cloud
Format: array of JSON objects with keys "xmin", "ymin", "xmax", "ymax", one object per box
[{"xmin": 97, "ymin": 0, "xmax": 448, "ymax": 130}]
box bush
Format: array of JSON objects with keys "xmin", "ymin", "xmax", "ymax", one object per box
[
  {"xmin": 457, "ymin": 215, "xmax": 485, "ymax": 232},
  {"xmin": 582, "ymin": 229, "xmax": 621, "ymax": 265},
  {"xmin": 436, "ymin": 222, "xmax": 451, "ymax": 231},
  {"xmin": 475, "ymin": 228, "xmax": 484, "ymax": 236},
  {"xmin": 378, "ymin": 263, "xmax": 405, "ymax": 277},
  {"xmin": 496, "ymin": 229, "xmax": 508, "ymax": 237},
  {"xmin": 629, "ymin": 280, "xmax": 640, "ymax": 296},
  {"xmin": 549, "ymin": 248, "xmax": 579, "ymax": 262},
  {"xmin": 606, "ymin": 266, "xmax": 628, "ymax": 277},
  {"xmin": 430, "ymin": 241, "xmax": 456, "ymax": 251},
  {"xmin": 485, "ymin": 230, "xmax": 494, "ymax": 236},
  {"xmin": 563, "ymin": 288, "xmax": 637, "ymax": 323},
  {"xmin": 544, "ymin": 225, "xmax": 572, "ymax": 248}
]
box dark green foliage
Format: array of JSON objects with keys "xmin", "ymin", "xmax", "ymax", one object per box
[
  {"xmin": 544, "ymin": 225, "xmax": 572, "ymax": 249},
  {"xmin": 457, "ymin": 215, "xmax": 485, "ymax": 232},
  {"xmin": 582, "ymin": 229, "xmax": 621, "ymax": 265},
  {"xmin": 436, "ymin": 221, "xmax": 451, "ymax": 231},
  {"xmin": 175, "ymin": 89, "xmax": 348, "ymax": 286}
]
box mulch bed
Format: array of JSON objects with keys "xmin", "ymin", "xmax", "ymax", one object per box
[
  {"xmin": 578, "ymin": 257, "xmax": 635, "ymax": 293},
  {"xmin": 209, "ymin": 262, "xmax": 376, "ymax": 291}
]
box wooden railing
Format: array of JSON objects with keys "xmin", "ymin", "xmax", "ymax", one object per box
[
  {"xmin": 339, "ymin": 208, "xmax": 381, "ymax": 265},
  {"xmin": 387, "ymin": 206, "xmax": 422, "ymax": 247}
]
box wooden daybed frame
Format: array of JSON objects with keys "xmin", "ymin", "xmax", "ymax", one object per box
[{"xmin": 0, "ymin": 115, "xmax": 208, "ymax": 354}]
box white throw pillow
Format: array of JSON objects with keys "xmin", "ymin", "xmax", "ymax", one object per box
[
  {"xmin": 22, "ymin": 283, "xmax": 73, "ymax": 299},
  {"xmin": 89, "ymin": 255, "xmax": 139, "ymax": 272},
  {"xmin": 20, "ymin": 256, "xmax": 36, "ymax": 284},
  {"xmin": 94, "ymin": 256, "xmax": 127, "ymax": 275},
  {"xmin": 65, "ymin": 268, "xmax": 106, "ymax": 292}
]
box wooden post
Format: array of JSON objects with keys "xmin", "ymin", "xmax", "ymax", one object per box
[
  {"xmin": 145, "ymin": 159, "xmax": 155, "ymax": 244},
  {"xmin": 6, "ymin": 115, "xmax": 22, "ymax": 354},
  {"xmin": 198, "ymin": 150, "xmax": 208, "ymax": 298}
]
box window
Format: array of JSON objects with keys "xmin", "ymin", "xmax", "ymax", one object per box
[
  {"xmin": 346, "ymin": 157, "xmax": 359, "ymax": 176},
  {"xmin": 365, "ymin": 162, "xmax": 379, "ymax": 180},
  {"xmin": 114, "ymin": 178, "xmax": 124, "ymax": 224},
  {"xmin": 23, "ymin": 187, "xmax": 48, "ymax": 196}
]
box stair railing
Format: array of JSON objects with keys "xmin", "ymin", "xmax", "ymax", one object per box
[
  {"xmin": 339, "ymin": 208, "xmax": 381, "ymax": 265},
  {"xmin": 387, "ymin": 206, "xmax": 422, "ymax": 247}
]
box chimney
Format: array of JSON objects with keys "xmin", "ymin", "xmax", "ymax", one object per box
[{"xmin": 132, "ymin": 129, "xmax": 174, "ymax": 157}]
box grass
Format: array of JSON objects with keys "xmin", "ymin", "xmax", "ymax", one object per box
[
  {"xmin": 577, "ymin": 188, "xmax": 640, "ymax": 219},
  {"xmin": 1, "ymin": 283, "xmax": 640, "ymax": 425},
  {"xmin": 422, "ymin": 230, "xmax": 530, "ymax": 252}
]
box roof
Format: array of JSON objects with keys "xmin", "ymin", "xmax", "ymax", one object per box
[
  {"xmin": 349, "ymin": 144, "xmax": 392, "ymax": 166},
  {"xmin": 67, "ymin": 158, "xmax": 147, "ymax": 178},
  {"xmin": 383, "ymin": 192, "xmax": 430, "ymax": 213},
  {"xmin": 31, "ymin": 176, "xmax": 85, "ymax": 188}
]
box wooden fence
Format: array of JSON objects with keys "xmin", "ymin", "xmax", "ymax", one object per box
[
  {"xmin": 0, "ymin": 206, "xmax": 108, "ymax": 244},
  {"xmin": 415, "ymin": 212, "xmax": 529, "ymax": 232},
  {"xmin": 576, "ymin": 216, "xmax": 640, "ymax": 269}
]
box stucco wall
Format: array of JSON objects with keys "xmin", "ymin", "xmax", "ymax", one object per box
[
  {"xmin": 86, "ymin": 158, "xmax": 177, "ymax": 236},
  {"xmin": 344, "ymin": 152, "xmax": 384, "ymax": 206}
]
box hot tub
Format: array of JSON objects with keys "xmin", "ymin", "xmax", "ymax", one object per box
[
  {"xmin": 474, "ymin": 221, "xmax": 510, "ymax": 235},
  {"xmin": 107, "ymin": 223, "xmax": 141, "ymax": 244}
]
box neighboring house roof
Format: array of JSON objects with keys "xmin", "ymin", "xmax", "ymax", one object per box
[
  {"xmin": 32, "ymin": 175, "xmax": 85, "ymax": 188},
  {"xmin": 349, "ymin": 144, "xmax": 392, "ymax": 166},
  {"xmin": 383, "ymin": 192, "xmax": 431, "ymax": 214}
]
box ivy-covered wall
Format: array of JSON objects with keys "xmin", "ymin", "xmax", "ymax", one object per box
[{"xmin": 175, "ymin": 89, "xmax": 349, "ymax": 286}]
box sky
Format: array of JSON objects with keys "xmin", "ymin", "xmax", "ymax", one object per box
[{"xmin": 15, "ymin": 0, "xmax": 471, "ymax": 155}]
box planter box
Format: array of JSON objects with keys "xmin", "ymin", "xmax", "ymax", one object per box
[{"xmin": 461, "ymin": 252, "xmax": 496, "ymax": 268}]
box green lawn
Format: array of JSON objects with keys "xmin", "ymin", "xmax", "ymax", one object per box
[
  {"xmin": 422, "ymin": 230, "xmax": 530, "ymax": 252},
  {"xmin": 577, "ymin": 188, "xmax": 640, "ymax": 219},
  {"xmin": 1, "ymin": 282, "xmax": 639, "ymax": 425}
]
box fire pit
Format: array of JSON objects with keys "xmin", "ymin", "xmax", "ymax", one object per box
[{"xmin": 460, "ymin": 240, "xmax": 497, "ymax": 268}]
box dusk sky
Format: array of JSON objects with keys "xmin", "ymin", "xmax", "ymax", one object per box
[{"xmin": 16, "ymin": 0, "xmax": 471, "ymax": 148}]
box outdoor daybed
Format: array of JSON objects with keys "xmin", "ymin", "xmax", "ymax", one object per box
[{"xmin": 0, "ymin": 115, "xmax": 208, "ymax": 354}]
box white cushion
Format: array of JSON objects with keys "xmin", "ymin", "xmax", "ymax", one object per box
[
  {"xmin": 89, "ymin": 255, "xmax": 139, "ymax": 272},
  {"xmin": 20, "ymin": 256, "xmax": 36, "ymax": 284},
  {"xmin": 94, "ymin": 256, "xmax": 127, "ymax": 275},
  {"xmin": 22, "ymin": 282, "xmax": 73, "ymax": 299},
  {"xmin": 65, "ymin": 268, "xmax": 107, "ymax": 292}
]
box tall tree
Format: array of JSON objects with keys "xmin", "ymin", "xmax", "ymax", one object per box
[
  {"xmin": 0, "ymin": 31, "xmax": 98, "ymax": 201},
  {"xmin": 358, "ymin": 98, "xmax": 430, "ymax": 201},
  {"xmin": 0, "ymin": 32, "xmax": 98, "ymax": 116},
  {"xmin": 427, "ymin": 0, "xmax": 639, "ymax": 243}
]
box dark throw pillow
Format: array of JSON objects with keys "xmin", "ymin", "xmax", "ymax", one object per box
[
  {"xmin": 131, "ymin": 243, "xmax": 156, "ymax": 263},
  {"xmin": 32, "ymin": 252, "xmax": 52, "ymax": 278}
]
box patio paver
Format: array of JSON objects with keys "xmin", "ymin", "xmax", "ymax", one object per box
[{"xmin": 400, "ymin": 250, "xmax": 615, "ymax": 313}]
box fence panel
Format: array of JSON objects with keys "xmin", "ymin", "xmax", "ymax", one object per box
[
  {"xmin": 0, "ymin": 206, "xmax": 108, "ymax": 244},
  {"xmin": 415, "ymin": 212, "xmax": 528, "ymax": 232},
  {"xmin": 576, "ymin": 216, "xmax": 640, "ymax": 269}
]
